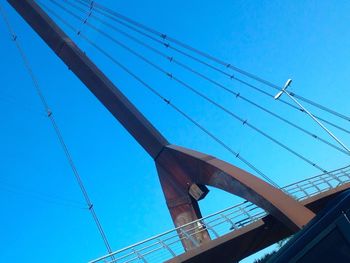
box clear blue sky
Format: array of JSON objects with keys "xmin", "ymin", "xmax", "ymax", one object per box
[{"xmin": 1, "ymin": 0, "xmax": 350, "ymax": 262}]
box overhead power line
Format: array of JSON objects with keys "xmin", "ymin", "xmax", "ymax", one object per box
[{"xmin": 0, "ymin": 3, "xmax": 114, "ymax": 256}]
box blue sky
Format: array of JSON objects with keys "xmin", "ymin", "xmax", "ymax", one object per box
[{"xmin": 1, "ymin": 0, "xmax": 350, "ymax": 262}]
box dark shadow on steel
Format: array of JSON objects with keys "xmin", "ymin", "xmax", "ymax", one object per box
[
  {"xmin": 166, "ymin": 182, "xmax": 350, "ymax": 263},
  {"xmin": 156, "ymin": 145, "xmax": 314, "ymax": 250},
  {"xmin": 8, "ymin": 0, "xmax": 315, "ymax": 252}
]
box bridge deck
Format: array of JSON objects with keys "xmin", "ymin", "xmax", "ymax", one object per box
[
  {"xmin": 167, "ymin": 182, "xmax": 350, "ymax": 263},
  {"xmin": 90, "ymin": 166, "xmax": 350, "ymax": 263}
]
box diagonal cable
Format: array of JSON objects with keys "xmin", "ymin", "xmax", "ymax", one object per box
[
  {"xmin": 57, "ymin": 0, "xmax": 350, "ymax": 156},
  {"xmin": 72, "ymin": 0, "xmax": 350, "ymax": 124},
  {"xmin": 40, "ymin": 2, "xmax": 280, "ymax": 188},
  {"xmin": 47, "ymin": 0, "xmax": 329, "ymax": 173},
  {"xmin": 66, "ymin": 0, "xmax": 350, "ymax": 135},
  {"xmin": 0, "ymin": 3, "xmax": 114, "ymax": 256}
]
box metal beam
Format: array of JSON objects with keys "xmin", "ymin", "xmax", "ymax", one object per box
[
  {"xmin": 7, "ymin": 0, "xmax": 210, "ymax": 250},
  {"xmin": 7, "ymin": 0, "xmax": 169, "ymax": 159},
  {"xmin": 9, "ymin": 0, "xmax": 317, "ymax": 254},
  {"xmin": 166, "ymin": 183, "xmax": 350, "ymax": 263},
  {"xmin": 158, "ymin": 145, "xmax": 315, "ymax": 232}
]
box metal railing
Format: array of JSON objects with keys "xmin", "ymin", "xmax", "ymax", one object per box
[{"xmin": 90, "ymin": 165, "xmax": 350, "ymax": 263}]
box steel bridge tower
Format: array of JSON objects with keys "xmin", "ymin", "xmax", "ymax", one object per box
[{"xmin": 8, "ymin": 0, "xmax": 316, "ymax": 254}]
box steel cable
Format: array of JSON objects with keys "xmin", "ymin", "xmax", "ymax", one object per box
[
  {"xmin": 0, "ymin": 3, "xmax": 114, "ymax": 256},
  {"xmin": 60, "ymin": 0, "xmax": 350, "ymax": 138},
  {"xmin": 63, "ymin": 0, "xmax": 350, "ymax": 135},
  {"xmin": 72, "ymin": 0, "xmax": 350, "ymax": 124},
  {"xmin": 48, "ymin": 0, "xmax": 329, "ymax": 173},
  {"xmin": 40, "ymin": 3, "xmax": 280, "ymax": 188},
  {"xmin": 57, "ymin": 0, "xmax": 350, "ymax": 155}
]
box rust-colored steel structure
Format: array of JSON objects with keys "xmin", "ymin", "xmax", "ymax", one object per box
[
  {"xmin": 8, "ymin": 0, "xmax": 315, "ymax": 252},
  {"xmin": 167, "ymin": 181, "xmax": 350, "ymax": 263}
]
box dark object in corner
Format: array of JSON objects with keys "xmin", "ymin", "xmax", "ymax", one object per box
[{"xmin": 267, "ymin": 189, "xmax": 350, "ymax": 263}]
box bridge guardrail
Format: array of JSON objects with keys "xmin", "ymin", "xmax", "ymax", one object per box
[{"xmin": 90, "ymin": 165, "xmax": 350, "ymax": 263}]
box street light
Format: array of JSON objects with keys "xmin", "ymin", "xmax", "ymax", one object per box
[{"xmin": 274, "ymin": 79, "xmax": 350, "ymax": 154}]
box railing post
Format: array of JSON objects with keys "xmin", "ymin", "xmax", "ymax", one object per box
[
  {"xmin": 203, "ymin": 221, "xmax": 219, "ymax": 238},
  {"xmin": 179, "ymin": 228, "xmax": 200, "ymax": 248},
  {"xmin": 328, "ymin": 172, "xmax": 343, "ymax": 184},
  {"xmin": 240, "ymin": 207, "xmax": 254, "ymax": 223},
  {"xmin": 132, "ymin": 248, "xmax": 148, "ymax": 263},
  {"xmin": 221, "ymin": 213, "xmax": 238, "ymax": 231},
  {"xmin": 158, "ymin": 239, "xmax": 176, "ymax": 257},
  {"xmin": 296, "ymin": 184, "xmax": 310, "ymax": 198},
  {"xmin": 320, "ymin": 176, "xmax": 333, "ymax": 189},
  {"xmin": 308, "ymin": 180, "xmax": 321, "ymax": 192}
]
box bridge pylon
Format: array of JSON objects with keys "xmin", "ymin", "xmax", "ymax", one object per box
[{"xmin": 8, "ymin": 0, "xmax": 315, "ymax": 252}]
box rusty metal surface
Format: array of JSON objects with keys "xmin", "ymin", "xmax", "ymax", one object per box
[
  {"xmin": 154, "ymin": 143, "xmax": 315, "ymax": 252},
  {"xmin": 157, "ymin": 145, "xmax": 315, "ymax": 232},
  {"xmin": 89, "ymin": 170, "xmax": 350, "ymax": 263},
  {"xmin": 10, "ymin": 0, "xmax": 319, "ymax": 256},
  {"xmin": 156, "ymin": 164, "xmax": 211, "ymax": 251},
  {"xmin": 166, "ymin": 182, "xmax": 350, "ymax": 263},
  {"xmin": 167, "ymin": 215, "xmax": 292, "ymax": 263}
]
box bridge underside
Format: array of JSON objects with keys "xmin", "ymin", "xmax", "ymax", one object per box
[{"xmin": 166, "ymin": 183, "xmax": 350, "ymax": 263}]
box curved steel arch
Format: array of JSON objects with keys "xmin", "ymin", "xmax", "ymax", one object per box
[{"xmin": 156, "ymin": 145, "xmax": 315, "ymax": 249}]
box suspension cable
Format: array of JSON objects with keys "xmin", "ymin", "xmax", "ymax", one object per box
[
  {"xmin": 57, "ymin": 0, "xmax": 350, "ymax": 156},
  {"xmin": 289, "ymin": 91, "xmax": 350, "ymax": 122},
  {"xmin": 72, "ymin": 0, "xmax": 350, "ymax": 124},
  {"xmin": 75, "ymin": 0, "xmax": 94, "ymax": 36},
  {"xmin": 48, "ymin": 0, "xmax": 330, "ymax": 173},
  {"xmin": 40, "ymin": 2, "xmax": 280, "ymax": 188},
  {"xmin": 0, "ymin": 3, "xmax": 114, "ymax": 256},
  {"xmin": 0, "ymin": 179, "xmax": 87, "ymax": 209},
  {"xmin": 66, "ymin": 0, "xmax": 350, "ymax": 135},
  {"xmin": 233, "ymin": 77, "xmax": 350, "ymax": 135}
]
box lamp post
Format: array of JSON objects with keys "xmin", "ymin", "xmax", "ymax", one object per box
[{"xmin": 275, "ymin": 79, "xmax": 350, "ymax": 154}]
